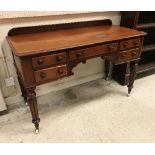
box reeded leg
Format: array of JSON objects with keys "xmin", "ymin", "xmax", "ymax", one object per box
[
  {"xmin": 17, "ymin": 74, "xmax": 28, "ymax": 105},
  {"xmin": 125, "ymin": 62, "xmax": 130, "ymax": 85},
  {"xmin": 27, "ymin": 87, "xmax": 40, "ymax": 133},
  {"xmin": 127, "ymin": 60, "xmax": 138, "ymax": 95},
  {"xmin": 105, "ymin": 59, "xmax": 111, "ymax": 81}
]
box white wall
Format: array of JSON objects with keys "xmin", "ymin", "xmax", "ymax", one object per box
[
  {"xmin": 0, "ymin": 11, "xmax": 121, "ymax": 110},
  {"xmin": 0, "ymin": 88, "xmax": 7, "ymax": 111}
]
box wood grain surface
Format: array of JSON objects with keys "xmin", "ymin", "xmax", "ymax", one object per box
[{"xmin": 8, "ymin": 25, "xmax": 146, "ymax": 56}]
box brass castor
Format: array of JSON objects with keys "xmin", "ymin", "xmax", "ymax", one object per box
[
  {"xmin": 35, "ymin": 129, "xmax": 39, "ymax": 134},
  {"xmin": 25, "ymin": 102, "xmax": 28, "ymax": 106},
  {"xmin": 105, "ymin": 77, "xmax": 109, "ymax": 81},
  {"xmin": 127, "ymin": 93, "xmax": 130, "ymax": 97}
]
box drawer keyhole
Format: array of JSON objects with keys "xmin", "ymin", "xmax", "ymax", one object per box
[
  {"xmin": 40, "ymin": 72, "xmax": 46, "ymax": 79},
  {"xmin": 58, "ymin": 68, "xmax": 64, "ymax": 74}
]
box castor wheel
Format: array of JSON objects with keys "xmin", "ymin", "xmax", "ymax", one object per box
[
  {"xmin": 105, "ymin": 77, "xmax": 109, "ymax": 81},
  {"xmin": 127, "ymin": 93, "xmax": 130, "ymax": 97},
  {"xmin": 35, "ymin": 129, "xmax": 39, "ymax": 134},
  {"xmin": 105, "ymin": 76, "xmax": 109, "ymax": 81},
  {"xmin": 25, "ymin": 102, "xmax": 28, "ymax": 106}
]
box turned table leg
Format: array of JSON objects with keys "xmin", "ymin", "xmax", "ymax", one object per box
[
  {"xmin": 125, "ymin": 62, "xmax": 130, "ymax": 86},
  {"xmin": 128, "ymin": 60, "xmax": 138, "ymax": 95},
  {"xmin": 27, "ymin": 87, "xmax": 40, "ymax": 133},
  {"xmin": 17, "ymin": 74, "xmax": 28, "ymax": 105},
  {"xmin": 105, "ymin": 59, "xmax": 111, "ymax": 81}
]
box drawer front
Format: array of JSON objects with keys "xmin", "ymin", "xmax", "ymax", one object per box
[
  {"xmin": 32, "ymin": 52, "xmax": 67, "ymax": 69},
  {"xmin": 34, "ymin": 65, "xmax": 68, "ymax": 83},
  {"xmin": 120, "ymin": 38, "xmax": 141, "ymax": 51},
  {"xmin": 129, "ymin": 48, "xmax": 140, "ymax": 59},
  {"xmin": 118, "ymin": 51, "xmax": 129, "ymax": 62},
  {"xmin": 69, "ymin": 43, "xmax": 118, "ymax": 61},
  {"xmin": 118, "ymin": 48, "xmax": 140, "ymax": 62}
]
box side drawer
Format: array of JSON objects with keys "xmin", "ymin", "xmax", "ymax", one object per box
[
  {"xmin": 129, "ymin": 48, "xmax": 140, "ymax": 59},
  {"xmin": 118, "ymin": 48, "xmax": 140, "ymax": 63},
  {"xmin": 118, "ymin": 51, "xmax": 129, "ymax": 62},
  {"xmin": 120, "ymin": 38, "xmax": 141, "ymax": 51},
  {"xmin": 32, "ymin": 52, "xmax": 67, "ymax": 69},
  {"xmin": 69, "ymin": 43, "xmax": 118, "ymax": 61},
  {"xmin": 34, "ymin": 65, "xmax": 68, "ymax": 84}
]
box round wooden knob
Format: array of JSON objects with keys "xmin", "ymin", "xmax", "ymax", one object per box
[
  {"xmin": 58, "ymin": 68, "xmax": 63, "ymax": 74},
  {"xmin": 57, "ymin": 55, "xmax": 63, "ymax": 61},
  {"xmin": 108, "ymin": 46, "xmax": 114, "ymax": 52},
  {"xmin": 132, "ymin": 51, "xmax": 137, "ymax": 56},
  {"xmin": 121, "ymin": 53, "xmax": 127, "ymax": 58},
  {"xmin": 40, "ymin": 72, "xmax": 46, "ymax": 79},
  {"xmin": 76, "ymin": 52, "xmax": 82, "ymax": 58},
  {"xmin": 123, "ymin": 42, "xmax": 128, "ymax": 48},
  {"xmin": 133, "ymin": 41, "xmax": 139, "ymax": 46},
  {"xmin": 37, "ymin": 59, "xmax": 44, "ymax": 65}
]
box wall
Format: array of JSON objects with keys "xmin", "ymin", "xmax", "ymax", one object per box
[
  {"xmin": 0, "ymin": 11, "xmax": 90, "ymax": 19},
  {"xmin": 0, "ymin": 11, "xmax": 121, "ymax": 110}
]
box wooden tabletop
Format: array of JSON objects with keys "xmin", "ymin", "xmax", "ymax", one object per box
[{"xmin": 7, "ymin": 25, "xmax": 146, "ymax": 56}]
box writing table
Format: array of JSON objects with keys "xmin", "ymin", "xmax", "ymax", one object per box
[{"xmin": 7, "ymin": 20, "xmax": 146, "ymax": 133}]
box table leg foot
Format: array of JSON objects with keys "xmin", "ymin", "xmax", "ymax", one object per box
[
  {"xmin": 105, "ymin": 59, "xmax": 111, "ymax": 81},
  {"xmin": 32, "ymin": 118, "xmax": 40, "ymax": 134},
  {"xmin": 35, "ymin": 129, "xmax": 39, "ymax": 134},
  {"xmin": 27, "ymin": 87, "xmax": 40, "ymax": 133},
  {"xmin": 127, "ymin": 60, "xmax": 138, "ymax": 95},
  {"xmin": 105, "ymin": 77, "xmax": 109, "ymax": 81}
]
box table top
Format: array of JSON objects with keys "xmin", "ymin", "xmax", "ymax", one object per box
[{"xmin": 7, "ymin": 25, "xmax": 146, "ymax": 56}]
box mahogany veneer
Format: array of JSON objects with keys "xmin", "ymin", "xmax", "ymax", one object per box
[
  {"xmin": 7, "ymin": 19, "xmax": 146, "ymax": 133},
  {"xmin": 113, "ymin": 12, "xmax": 155, "ymax": 85}
]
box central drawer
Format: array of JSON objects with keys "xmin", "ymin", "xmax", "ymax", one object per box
[
  {"xmin": 34, "ymin": 65, "xmax": 68, "ymax": 84},
  {"xmin": 69, "ymin": 43, "xmax": 118, "ymax": 61}
]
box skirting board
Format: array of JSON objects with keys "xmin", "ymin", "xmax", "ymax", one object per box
[{"xmin": 5, "ymin": 72, "xmax": 105, "ymax": 106}]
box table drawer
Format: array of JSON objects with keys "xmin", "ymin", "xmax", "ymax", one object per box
[
  {"xmin": 118, "ymin": 48, "xmax": 140, "ymax": 62},
  {"xmin": 69, "ymin": 43, "xmax": 118, "ymax": 61},
  {"xmin": 34, "ymin": 65, "xmax": 68, "ymax": 83},
  {"xmin": 32, "ymin": 52, "xmax": 67, "ymax": 69},
  {"xmin": 120, "ymin": 38, "xmax": 141, "ymax": 51}
]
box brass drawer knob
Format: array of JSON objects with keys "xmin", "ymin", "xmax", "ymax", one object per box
[
  {"xmin": 57, "ymin": 55, "xmax": 63, "ymax": 61},
  {"xmin": 76, "ymin": 52, "xmax": 83, "ymax": 58},
  {"xmin": 58, "ymin": 68, "xmax": 63, "ymax": 74},
  {"xmin": 40, "ymin": 72, "xmax": 46, "ymax": 79},
  {"xmin": 37, "ymin": 59, "xmax": 44, "ymax": 65}
]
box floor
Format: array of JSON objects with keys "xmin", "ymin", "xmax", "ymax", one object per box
[{"xmin": 0, "ymin": 74, "xmax": 155, "ymax": 143}]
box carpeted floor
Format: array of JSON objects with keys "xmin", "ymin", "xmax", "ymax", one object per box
[{"xmin": 0, "ymin": 74, "xmax": 155, "ymax": 143}]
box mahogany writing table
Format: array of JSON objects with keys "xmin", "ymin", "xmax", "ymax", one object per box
[{"xmin": 7, "ymin": 20, "xmax": 146, "ymax": 133}]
